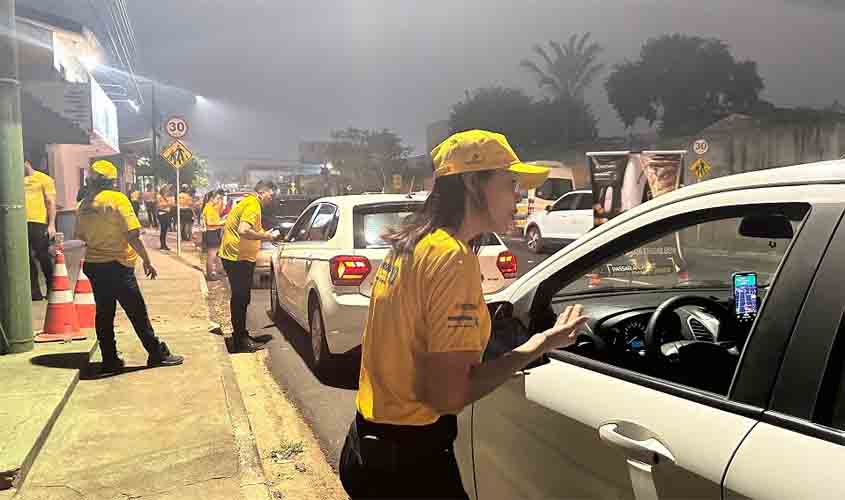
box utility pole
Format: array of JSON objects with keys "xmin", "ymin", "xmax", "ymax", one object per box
[
  {"xmin": 0, "ymin": 0, "xmax": 33, "ymax": 354},
  {"xmin": 150, "ymin": 82, "xmax": 158, "ymax": 186}
]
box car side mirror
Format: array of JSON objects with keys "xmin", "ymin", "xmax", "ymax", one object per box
[
  {"xmin": 739, "ymin": 214, "xmax": 794, "ymax": 239},
  {"xmin": 545, "ymin": 205, "xmax": 553, "ymax": 213}
]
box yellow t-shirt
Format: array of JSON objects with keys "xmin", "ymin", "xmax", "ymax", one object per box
[
  {"xmin": 75, "ymin": 190, "xmax": 141, "ymax": 268},
  {"xmin": 24, "ymin": 171, "xmax": 56, "ymax": 224},
  {"xmin": 218, "ymin": 194, "xmax": 263, "ymax": 262},
  {"xmin": 356, "ymin": 229, "xmax": 492, "ymax": 426},
  {"xmin": 202, "ymin": 201, "xmax": 222, "ymax": 229}
]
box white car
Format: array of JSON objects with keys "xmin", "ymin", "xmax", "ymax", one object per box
[
  {"xmin": 454, "ymin": 159, "xmax": 845, "ymax": 500},
  {"xmin": 524, "ymin": 189, "xmax": 593, "ymax": 253},
  {"xmin": 269, "ymin": 194, "xmax": 517, "ymax": 373}
]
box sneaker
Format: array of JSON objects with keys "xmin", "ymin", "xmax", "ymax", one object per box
[
  {"xmin": 234, "ymin": 336, "xmax": 266, "ymax": 353},
  {"xmin": 147, "ymin": 341, "xmax": 185, "ymax": 367},
  {"xmin": 100, "ymin": 358, "xmax": 125, "ymax": 376},
  {"xmin": 248, "ymin": 333, "xmax": 270, "ymax": 344}
]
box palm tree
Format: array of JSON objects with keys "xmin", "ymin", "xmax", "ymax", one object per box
[{"xmin": 520, "ymin": 33, "xmax": 605, "ymax": 102}]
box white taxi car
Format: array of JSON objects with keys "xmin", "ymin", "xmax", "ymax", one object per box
[
  {"xmin": 524, "ymin": 189, "xmax": 593, "ymax": 253},
  {"xmin": 269, "ymin": 194, "xmax": 517, "ymax": 373},
  {"xmin": 454, "ymin": 159, "xmax": 845, "ymax": 500}
]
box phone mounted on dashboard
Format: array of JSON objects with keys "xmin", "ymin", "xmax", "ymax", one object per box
[{"xmin": 732, "ymin": 272, "xmax": 759, "ymax": 325}]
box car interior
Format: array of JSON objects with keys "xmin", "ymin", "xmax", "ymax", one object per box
[{"xmin": 486, "ymin": 204, "xmax": 810, "ymax": 396}]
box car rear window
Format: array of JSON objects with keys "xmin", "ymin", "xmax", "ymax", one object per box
[
  {"xmin": 353, "ymin": 202, "xmax": 502, "ymax": 249},
  {"xmin": 354, "ymin": 203, "xmax": 420, "ymax": 248}
]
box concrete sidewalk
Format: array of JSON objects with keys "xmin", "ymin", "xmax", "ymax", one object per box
[{"xmin": 9, "ymin": 247, "xmax": 270, "ymax": 499}]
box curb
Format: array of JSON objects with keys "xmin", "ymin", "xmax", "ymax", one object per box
[
  {"xmin": 197, "ymin": 274, "xmax": 273, "ymax": 500},
  {"xmin": 4, "ymin": 339, "xmax": 98, "ymax": 492}
]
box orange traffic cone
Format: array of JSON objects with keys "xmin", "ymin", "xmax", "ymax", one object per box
[
  {"xmin": 35, "ymin": 249, "xmax": 86, "ymax": 342},
  {"xmin": 74, "ymin": 260, "xmax": 96, "ymax": 330}
]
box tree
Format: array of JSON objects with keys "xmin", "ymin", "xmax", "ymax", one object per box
[
  {"xmin": 448, "ymin": 86, "xmax": 597, "ymax": 158},
  {"xmin": 519, "ymin": 33, "xmax": 604, "ymax": 145},
  {"xmin": 605, "ymin": 34, "xmax": 765, "ymax": 136},
  {"xmin": 325, "ymin": 128, "xmax": 412, "ymax": 192},
  {"xmin": 520, "ymin": 33, "xmax": 605, "ymax": 103}
]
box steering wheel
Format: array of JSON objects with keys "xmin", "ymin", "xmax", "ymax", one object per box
[{"xmin": 644, "ymin": 295, "xmax": 736, "ymax": 359}]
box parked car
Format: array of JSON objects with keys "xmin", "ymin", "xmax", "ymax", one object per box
[
  {"xmin": 453, "ymin": 159, "xmax": 845, "ymax": 500},
  {"xmin": 269, "ymin": 194, "xmax": 518, "ymax": 372},
  {"xmin": 524, "ymin": 189, "xmax": 593, "ymax": 253}
]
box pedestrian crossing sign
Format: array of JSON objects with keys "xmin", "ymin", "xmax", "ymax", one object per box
[
  {"xmin": 690, "ymin": 158, "xmax": 712, "ymax": 180},
  {"xmin": 161, "ymin": 140, "xmax": 193, "ymax": 169}
]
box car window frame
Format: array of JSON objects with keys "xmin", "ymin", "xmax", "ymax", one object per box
[
  {"xmin": 352, "ymin": 201, "xmax": 424, "ymax": 249},
  {"xmin": 761, "ymin": 211, "xmax": 845, "ymax": 446},
  {"xmin": 526, "ymin": 199, "xmax": 838, "ymax": 417},
  {"xmin": 550, "ymin": 192, "xmax": 576, "ymax": 212},
  {"xmin": 286, "ymin": 204, "xmax": 319, "ymax": 243},
  {"xmin": 304, "ymin": 202, "xmax": 339, "ymax": 242}
]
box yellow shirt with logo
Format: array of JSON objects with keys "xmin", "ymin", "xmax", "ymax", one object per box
[
  {"xmin": 218, "ymin": 194, "xmax": 263, "ymax": 262},
  {"xmin": 356, "ymin": 229, "xmax": 492, "ymax": 426},
  {"xmin": 75, "ymin": 190, "xmax": 141, "ymax": 268},
  {"xmin": 24, "ymin": 171, "xmax": 56, "ymax": 224},
  {"xmin": 202, "ymin": 201, "xmax": 223, "ymax": 229}
]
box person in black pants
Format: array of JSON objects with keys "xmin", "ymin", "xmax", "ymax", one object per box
[
  {"xmin": 75, "ymin": 161, "xmax": 183, "ymax": 375},
  {"xmin": 218, "ymin": 181, "xmax": 280, "ymax": 352},
  {"xmin": 157, "ymin": 185, "xmax": 173, "ymax": 251},
  {"xmin": 23, "ymin": 155, "xmax": 56, "ymax": 300}
]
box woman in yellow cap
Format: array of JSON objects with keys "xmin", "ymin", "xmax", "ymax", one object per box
[
  {"xmin": 338, "ymin": 130, "xmax": 589, "ymax": 499},
  {"xmin": 75, "ymin": 160, "xmax": 184, "ymax": 375}
]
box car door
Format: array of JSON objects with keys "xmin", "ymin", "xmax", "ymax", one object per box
[
  {"xmin": 469, "ymin": 186, "xmax": 843, "ymax": 500},
  {"xmin": 543, "ymin": 193, "xmax": 577, "ymax": 240},
  {"xmin": 294, "ymin": 203, "xmax": 339, "ymax": 319},
  {"xmin": 571, "ymin": 191, "xmax": 596, "ymax": 238},
  {"xmin": 724, "ymin": 214, "xmax": 845, "ymax": 499},
  {"xmin": 278, "ymin": 204, "xmax": 318, "ymax": 324}
]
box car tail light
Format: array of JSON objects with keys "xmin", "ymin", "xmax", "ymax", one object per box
[
  {"xmin": 497, "ymin": 250, "xmax": 518, "ymax": 279},
  {"xmin": 330, "ymin": 256, "xmax": 372, "ymax": 286}
]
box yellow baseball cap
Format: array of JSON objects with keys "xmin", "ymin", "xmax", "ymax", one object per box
[
  {"xmin": 90, "ymin": 160, "xmax": 118, "ymax": 180},
  {"xmin": 431, "ymin": 130, "xmax": 550, "ymax": 189}
]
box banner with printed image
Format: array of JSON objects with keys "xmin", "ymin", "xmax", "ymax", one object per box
[{"xmin": 587, "ymin": 150, "xmax": 688, "ymax": 279}]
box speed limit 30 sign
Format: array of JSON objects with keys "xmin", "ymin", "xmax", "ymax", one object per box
[{"xmin": 165, "ymin": 116, "xmax": 189, "ymax": 139}]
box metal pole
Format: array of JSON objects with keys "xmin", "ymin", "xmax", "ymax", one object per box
[
  {"xmin": 0, "ymin": 0, "xmax": 34, "ymax": 354},
  {"xmin": 175, "ymin": 168, "xmax": 181, "ymax": 256},
  {"xmin": 150, "ymin": 82, "xmax": 157, "ymax": 186}
]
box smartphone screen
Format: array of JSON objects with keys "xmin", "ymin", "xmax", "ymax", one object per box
[{"xmin": 733, "ymin": 272, "xmax": 758, "ymax": 322}]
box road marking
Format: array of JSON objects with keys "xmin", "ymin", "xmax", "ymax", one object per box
[{"xmin": 604, "ymin": 277, "xmax": 655, "ymax": 286}]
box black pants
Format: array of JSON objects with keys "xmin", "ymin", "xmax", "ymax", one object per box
[
  {"xmin": 144, "ymin": 202, "xmax": 158, "ymax": 227},
  {"xmin": 339, "ymin": 412, "xmax": 468, "ymax": 499},
  {"xmin": 179, "ymin": 208, "xmax": 194, "ymax": 242},
  {"xmin": 28, "ymin": 222, "xmax": 54, "ymax": 298},
  {"xmin": 131, "ymin": 201, "xmax": 140, "ymax": 217},
  {"xmin": 84, "ymin": 261, "xmax": 162, "ymax": 361},
  {"xmin": 159, "ymin": 212, "xmax": 172, "ymax": 249},
  {"xmin": 222, "ymin": 259, "xmax": 255, "ymax": 336}
]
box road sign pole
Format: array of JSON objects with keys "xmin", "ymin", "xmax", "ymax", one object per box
[{"xmin": 176, "ymin": 168, "xmax": 181, "ymax": 256}]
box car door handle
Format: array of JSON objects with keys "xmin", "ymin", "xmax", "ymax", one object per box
[{"xmin": 598, "ymin": 422, "xmax": 675, "ymax": 466}]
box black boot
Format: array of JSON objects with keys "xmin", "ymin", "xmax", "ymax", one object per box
[
  {"xmin": 147, "ymin": 341, "xmax": 185, "ymax": 367},
  {"xmin": 234, "ymin": 334, "xmax": 266, "ymax": 353},
  {"xmin": 100, "ymin": 357, "xmax": 125, "ymax": 376}
]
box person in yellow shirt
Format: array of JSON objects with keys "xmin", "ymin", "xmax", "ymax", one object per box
[
  {"xmin": 24, "ymin": 152, "xmax": 56, "ymax": 301},
  {"xmin": 128, "ymin": 184, "xmax": 141, "ymax": 218},
  {"xmin": 200, "ymin": 190, "xmax": 224, "ymax": 280},
  {"xmin": 338, "ymin": 130, "xmax": 588, "ymax": 498},
  {"xmin": 75, "ymin": 160, "xmax": 184, "ymax": 376},
  {"xmin": 219, "ymin": 180, "xmax": 280, "ymax": 352},
  {"xmin": 156, "ymin": 185, "xmax": 174, "ymax": 251}
]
